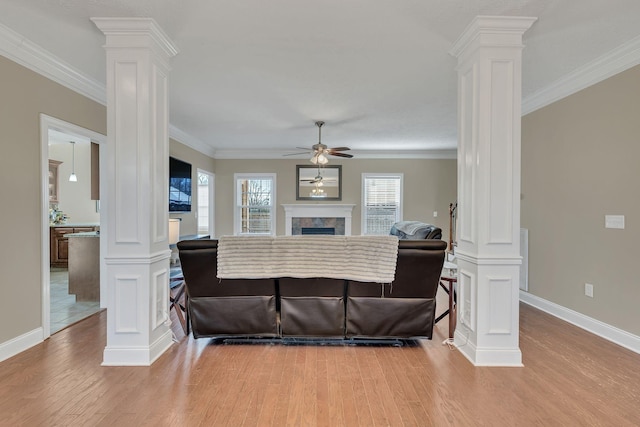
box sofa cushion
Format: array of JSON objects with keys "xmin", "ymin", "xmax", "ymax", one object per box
[
  {"xmin": 189, "ymin": 295, "xmax": 278, "ymax": 338},
  {"xmin": 346, "ymin": 297, "xmax": 435, "ymax": 338},
  {"xmin": 280, "ymin": 296, "xmax": 345, "ymax": 337},
  {"xmin": 279, "ymin": 278, "xmax": 346, "ymax": 337}
]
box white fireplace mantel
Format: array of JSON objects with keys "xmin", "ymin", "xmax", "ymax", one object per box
[{"xmin": 282, "ymin": 204, "xmax": 356, "ymax": 236}]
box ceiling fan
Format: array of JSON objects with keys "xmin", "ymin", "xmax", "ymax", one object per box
[{"xmin": 285, "ymin": 121, "xmax": 353, "ymax": 164}]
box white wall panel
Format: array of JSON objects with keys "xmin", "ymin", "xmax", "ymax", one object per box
[
  {"xmin": 114, "ymin": 61, "xmax": 140, "ymax": 244},
  {"xmin": 488, "ymin": 60, "xmax": 515, "ymax": 245},
  {"xmin": 459, "ymin": 268, "xmax": 476, "ymax": 331},
  {"xmin": 115, "ymin": 276, "xmax": 140, "ymax": 333},
  {"xmin": 488, "ymin": 277, "xmax": 513, "ymax": 334},
  {"xmin": 459, "ymin": 66, "xmax": 476, "ymax": 245},
  {"xmin": 152, "ymin": 270, "xmax": 168, "ymax": 329}
]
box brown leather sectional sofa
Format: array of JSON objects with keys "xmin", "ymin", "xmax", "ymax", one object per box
[{"xmin": 177, "ymin": 238, "xmax": 447, "ymax": 341}]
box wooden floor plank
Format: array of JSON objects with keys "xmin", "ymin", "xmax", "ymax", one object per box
[{"xmin": 1, "ymin": 304, "xmax": 639, "ymax": 426}]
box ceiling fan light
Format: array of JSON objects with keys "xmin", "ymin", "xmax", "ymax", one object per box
[
  {"xmin": 317, "ymin": 154, "xmax": 328, "ymax": 165},
  {"xmin": 310, "ymin": 155, "xmax": 318, "ymax": 165}
]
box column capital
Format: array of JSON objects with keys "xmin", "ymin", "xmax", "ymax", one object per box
[
  {"xmin": 91, "ymin": 17, "xmax": 179, "ymax": 59},
  {"xmin": 449, "ymin": 16, "xmax": 537, "ymax": 59}
]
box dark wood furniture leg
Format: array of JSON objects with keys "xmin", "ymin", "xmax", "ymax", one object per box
[
  {"xmin": 435, "ymin": 276, "xmax": 457, "ymax": 340},
  {"xmin": 170, "ymin": 280, "xmax": 188, "ymax": 335}
]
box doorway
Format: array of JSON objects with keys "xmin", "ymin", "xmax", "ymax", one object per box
[{"xmin": 40, "ymin": 114, "xmax": 107, "ymax": 338}]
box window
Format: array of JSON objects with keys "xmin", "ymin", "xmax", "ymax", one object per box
[
  {"xmin": 362, "ymin": 173, "xmax": 403, "ymax": 235},
  {"xmin": 197, "ymin": 170, "xmax": 214, "ymax": 235},
  {"xmin": 234, "ymin": 173, "xmax": 276, "ymax": 235}
]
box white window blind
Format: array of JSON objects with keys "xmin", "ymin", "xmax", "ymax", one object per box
[
  {"xmin": 234, "ymin": 174, "xmax": 276, "ymax": 235},
  {"xmin": 362, "ymin": 174, "xmax": 403, "ymax": 235}
]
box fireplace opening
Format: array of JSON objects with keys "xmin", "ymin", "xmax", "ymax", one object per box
[
  {"xmin": 292, "ymin": 217, "xmax": 345, "ymax": 235},
  {"xmin": 301, "ymin": 227, "xmax": 336, "ymax": 235}
]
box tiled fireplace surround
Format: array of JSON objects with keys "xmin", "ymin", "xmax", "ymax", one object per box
[{"xmin": 282, "ymin": 204, "xmax": 356, "ymax": 236}]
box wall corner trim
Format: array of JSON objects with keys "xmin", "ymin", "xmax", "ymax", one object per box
[{"xmin": 520, "ymin": 290, "xmax": 640, "ymax": 355}]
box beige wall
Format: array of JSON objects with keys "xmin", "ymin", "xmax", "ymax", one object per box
[
  {"xmin": 214, "ymin": 158, "xmax": 457, "ymax": 238},
  {"xmin": 0, "ymin": 56, "xmax": 106, "ymax": 343},
  {"xmin": 522, "ymin": 65, "xmax": 640, "ymax": 336},
  {"xmin": 169, "ymin": 139, "xmax": 216, "ymax": 236}
]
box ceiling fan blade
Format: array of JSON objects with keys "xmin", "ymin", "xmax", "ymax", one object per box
[
  {"xmin": 329, "ymin": 152, "xmax": 353, "ymax": 158},
  {"xmin": 283, "ymin": 152, "xmax": 308, "ymax": 157},
  {"xmin": 328, "ymin": 147, "xmax": 351, "ymax": 152}
]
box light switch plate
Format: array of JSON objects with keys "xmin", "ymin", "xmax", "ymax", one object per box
[{"xmin": 605, "ymin": 215, "xmax": 625, "ymax": 229}]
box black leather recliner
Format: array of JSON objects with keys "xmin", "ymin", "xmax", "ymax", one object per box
[{"xmin": 177, "ymin": 238, "xmax": 447, "ymax": 340}]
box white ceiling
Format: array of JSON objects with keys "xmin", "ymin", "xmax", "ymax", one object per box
[{"xmin": 1, "ymin": 1, "xmax": 639, "ymax": 159}]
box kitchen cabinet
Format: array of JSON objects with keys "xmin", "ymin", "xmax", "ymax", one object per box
[
  {"xmin": 91, "ymin": 142, "xmax": 99, "ymax": 200},
  {"xmin": 68, "ymin": 232, "xmax": 100, "ymax": 301},
  {"xmin": 50, "ymin": 225, "xmax": 98, "ymax": 267}
]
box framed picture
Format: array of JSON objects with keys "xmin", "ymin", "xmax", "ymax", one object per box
[{"xmin": 296, "ymin": 165, "xmax": 342, "ymax": 201}]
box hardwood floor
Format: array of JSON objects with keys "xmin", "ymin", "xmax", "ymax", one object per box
[{"xmin": 1, "ymin": 303, "xmax": 639, "ymax": 426}]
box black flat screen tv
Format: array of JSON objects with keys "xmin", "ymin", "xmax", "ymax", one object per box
[{"xmin": 169, "ymin": 156, "xmax": 192, "ymax": 212}]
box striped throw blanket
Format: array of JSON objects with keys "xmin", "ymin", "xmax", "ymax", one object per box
[{"xmin": 217, "ymin": 235, "xmax": 399, "ymax": 283}]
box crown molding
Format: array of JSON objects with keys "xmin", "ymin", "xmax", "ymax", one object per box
[
  {"xmin": 522, "ymin": 35, "xmax": 640, "ymax": 115},
  {"xmin": 0, "ymin": 22, "xmax": 106, "ymax": 105},
  {"xmin": 214, "ymin": 148, "xmax": 457, "ymax": 160},
  {"xmin": 349, "ymin": 149, "xmax": 457, "ymax": 159},
  {"xmin": 0, "ymin": 22, "xmax": 217, "ymax": 159},
  {"xmin": 169, "ymin": 125, "xmax": 216, "ymax": 158},
  {"xmin": 9, "ymin": 19, "xmax": 639, "ymax": 159}
]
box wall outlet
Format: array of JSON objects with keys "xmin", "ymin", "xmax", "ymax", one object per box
[
  {"xmin": 605, "ymin": 215, "xmax": 625, "ymax": 229},
  {"xmin": 585, "ymin": 283, "xmax": 594, "ymax": 298}
]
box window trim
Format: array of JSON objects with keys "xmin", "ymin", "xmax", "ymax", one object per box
[
  {"xmin": 361, "ymin": 173, "xmax": 404, "ymax": 235},
  {"xmin": 233, "ymin": 173, "xmax": 277, "ymax": 236}
]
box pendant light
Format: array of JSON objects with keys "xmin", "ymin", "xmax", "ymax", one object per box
[{"xmin": 69, "ymin": 141, "xmax": 78, "ymax": 182}]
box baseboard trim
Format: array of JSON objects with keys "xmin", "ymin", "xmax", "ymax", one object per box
[
  {"xmin": 519, "ymin": 290, "xmax": 640, "ymax": 355},
  {"xmin": 453, "ymin": 328, "xmax": 524, "ymax": 367},
  {"xmin": 102, "ymin": 330, "xmax": 174, "ymax": 366},
  {"xmin": 0, "ymin": 327, "xmax": 43, "ymax": 363}
]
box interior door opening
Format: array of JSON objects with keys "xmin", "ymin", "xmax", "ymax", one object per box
[{"xmin": 41, "ymin": 114, "xmax": 107, "ymax": 338}]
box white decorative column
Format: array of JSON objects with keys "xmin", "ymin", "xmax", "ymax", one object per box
[
  {"xmin": 92, "ymin": 18, "xmax": 178, "ymax": 365},
  {"xmin": 449, "ymin": 16, "xmax": 536, "ymax": 366}
]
